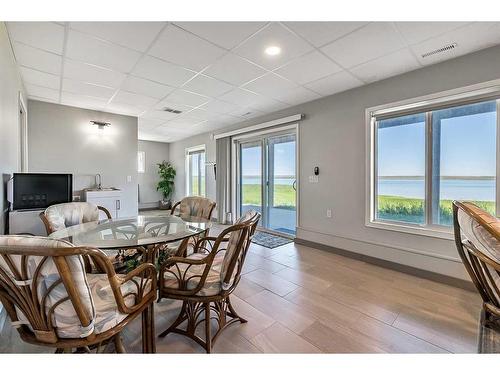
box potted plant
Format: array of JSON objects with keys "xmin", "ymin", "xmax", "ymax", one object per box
[{"xmin": 157, "ymin": 161, "xmax": 176, "ymax": 210}]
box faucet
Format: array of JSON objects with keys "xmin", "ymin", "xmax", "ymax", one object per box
[{"xmin": 95, "ymin": 174, "xmax": 102, "ymax": 190}]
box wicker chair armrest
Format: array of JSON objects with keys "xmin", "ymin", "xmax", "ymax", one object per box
[
  {"xmin": 193, "ymin": 236, "xmax": 229, "ymax": 254},
  {"xmin": 84, "ymin": 248, "xmax": 156, "ymax": 315},
  {"xmin": 111, "ymin": 262, "xmax": 157, "ymax": 314},
  {"xmin": 159, "ymin": 251, "xmax": 217, "ymax": 296}
]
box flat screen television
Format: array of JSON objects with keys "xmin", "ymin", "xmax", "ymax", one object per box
[{"xmin": 12, "ymin": 173, "xmax": 73, "ymax": 210}]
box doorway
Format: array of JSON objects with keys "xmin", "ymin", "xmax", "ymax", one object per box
[{"xmin": 235, "ymin": 128, "xmax": 297, "ymax": 236}]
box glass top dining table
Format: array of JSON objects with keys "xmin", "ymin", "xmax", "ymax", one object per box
[{"xmin": 49, "ymin": 214, "xmax": 212, "ymax": 250}]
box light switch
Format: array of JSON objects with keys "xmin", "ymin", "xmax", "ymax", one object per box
[{"xmin": 127, "ymin": 175, "xmax": 132, "ymax": 182}]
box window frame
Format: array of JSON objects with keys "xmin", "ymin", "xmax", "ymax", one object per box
[
  {"xmin": 185, "ymin": 144, "xmax": 206, "ymax": 197},
  {"xmin": 366, "ymin": 80, "xmax": 500, "ymax": 240},
  {"xmin": 137, "ymin": 151, "xmax": 145, "ymax": 173}
]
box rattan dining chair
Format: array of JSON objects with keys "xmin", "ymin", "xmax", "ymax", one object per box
[
  {"xmin": 453, "ymin": 201, "xmax": 500, "ymax": 331},
  {"xmin": 166, "ymin": 196, "xmax": 216, "ymax": 257},
  {"xmin": 40, "ymin": 202, "xmax": 112, "ymax": 235},
  {"xmin": 157, "ymin": 210, "xmax": 260, "ymax": 353},
  {"xmin": 0, "ymin": 235, "xmax": 157, "ymax": 353},
  {"xmin": 170, "ymin": 196, "xmax": 216, "ymax": 220}
]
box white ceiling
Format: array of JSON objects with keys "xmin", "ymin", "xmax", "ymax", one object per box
[{"xmin": 6, "ymin": 21, "xmax": 500, "ymax": 142}]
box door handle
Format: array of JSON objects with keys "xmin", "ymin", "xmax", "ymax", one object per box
[
  {"xmin": 116, "ymin": 200, "xmax": 120, "ymax": 210},
  {"xmin": 292, "ymin": 180, "xmax": 297, "ymax": 191}
]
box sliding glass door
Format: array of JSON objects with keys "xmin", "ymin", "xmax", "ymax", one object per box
[
  {"xmin": 240, "ymin": 141, "xmax": 263, "ymax": 218},
  {"xmin": 237, "ymin": 130, "xmax": 297, "ymax": 236}
]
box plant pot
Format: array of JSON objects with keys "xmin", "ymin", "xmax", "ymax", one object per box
[{"xmin": 159, "ymin": 199, "xmax": 171, "ymax": 210}]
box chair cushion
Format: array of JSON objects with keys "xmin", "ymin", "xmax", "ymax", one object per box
[
  {"xmin": 44, "ymin": 202, "xmax": 100, "ymax": 232},
  {"xmin": 87, "ymin": 274, "xmax": 152, "ymax": 334},
  {"xmin": 163, "ymin": 253, "xmax": 224, "ymax": 296},
  {"xmin": 0, "ymin": 235, "xmax": 95, "ymax": 339},
  {"xmin": 178, "ymin": 197, "xmax": 215, "ymax": 220}
]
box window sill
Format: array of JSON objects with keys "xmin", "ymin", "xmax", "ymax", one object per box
[{"xmin": 365, "ymin": 220, "xmax": 455, "ymax": 241}]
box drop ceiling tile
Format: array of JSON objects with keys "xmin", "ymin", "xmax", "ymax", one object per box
[
  {"xmin": 198, "ymin": 99, "xmax": 241, "ymax": 114},
  {"xmin": 20, "ymin": 67, "xmax": 60, "ymax": 90},
  {"xmin": 111, "ymin": 90, "xmax": 158, "ymax": 108},
  {"xmin": 60, "ymin": 91, "xmax": 108, "ymax": 110},
  {"xmin": 132, "ymin": 55, "xmax": 196, "ymax": 87},
  {"xmin": 243, "ymin": 73, "xmax": 298, "ymax": 99},
  {"xmin": 12, "ymin": 42, "xmax": 62, "ymax": 75},
  {"xmin": 142, "ymin": 109, "xmax": 183, "ymax": 121},
  {"xmin": 7, "ymin": 22, "xmax": 65, "ymax": 54},
  {"xmin": 219, "ymin": 88, "xmax": 263, "ymax": 106},
  {"xmin": 153, "ymin": 99, "xmax": 193, "ymax": 113},
  {"xmin": 394, "ymin": 22, "xmax": 469, "ymax": 45},
  {"xmin": 138, "ymin": 130, "xmax": 171, "ymax": 143},
  {"xmin": 203, "ymin": 53, "xmax": 267, "ymax": 86},
  {"xmin": 66, "ymin": 30, "xmax": 142, "ymax": 73},
  {"xmin": 411, "ymin": 22, "xmax": 500, "ymax": 66},
  {"xmin": 321, "ymin": 23, "xmax": 406, "ymax": 68},
  {"xmin": 350, "ymin": 48, "xmax": 420, "ymax": 83},
  {"xmin": 106, "ymin": 102, "xmax": 146, "ymax": 116},
  {"xmin": 138, "ymin": 117, "xmax": 165, "ymax": 129},
  {"xmin": 274, "ymin": 86, "xmax": 321, "ymax": 106},
  {"xmin": 284, "ymin": 21, "xmax": 368, "ymax": 47},
  {"xmin": 305, "ymin": 71, "xmax": 363, "ymax": 96},
  {"xmin": 63, "ymin": 59, "xmax": 126, "ymax": 88},
  {"xmin": 148, "ymin": 25, "xmax": 226, "ymax": 71},
  {"xmin": 184, "ymin": 108, "xmax": 222, "ymax": 121},
  {"xmin": 62, "ymin": 78, "xmax": 116, "ymax": 99},
  {"xmin": 163, "ymin": 117, "xmax": 204, "ymax": 129},
  {"xmin": 69, "ymin": 22, "xmax": 166, "ymax": 52},
  {"xmin": 182, "ymin": 75, "xmax": 234, "ymax": 97},
  {"xmin": 25, "ymin": 84, "xmax": 60, "ymax": 101},
  {"xmin": 165, "ymin": 89, "xmax": 210, "ymax": 107},
  {"xmin": 28, "ymin": 95, "xmax": 59, "ymax": 104},
  {"xmin": 174, "ymin": 22, "xmax": 267, "ymax": 49},
  {"xmin": 250, "ymin": 98, "xmax": 289, "ymax": 113},
  {"xmin": 233, "ymin": 23, "xmax": 314, "ymax": 70},
  {"xmin": 228, "ymin": 107, "xmax": 264, "ymax": 118},
  {"xmin": 275, "ymin": 50, "xmax": 342, "ymax": 85},
  {"xmin": 122, "ymin": 76, "xmax": 175, "ymax": 99}
]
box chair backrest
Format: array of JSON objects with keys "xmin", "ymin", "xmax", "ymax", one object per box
[
  {"xmin": 453, "ymin": 201, "xmax": 500, "ymax": 316},
  {"xmin": 0, "ymin": 235, "xmax": 96, "ymax": 344},
  {"xmin": 174, "ymin": 196, "xmax": 216, "ymax": 221},
  {"xmin": 219, "ymin": 210, "xmax": 261, "ymax": 293},
  {"xmin": 41, "ymin": 202, "xmax": 100, "ymax": 234}
]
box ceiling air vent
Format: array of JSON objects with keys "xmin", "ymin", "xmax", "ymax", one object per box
[
  {"xmin": 421, "ymin": 42, "xmax": 457, "ymax": 59},
  {"xmin": 163, "ymin": 107, "xmax": 182, "ymax": 114}
]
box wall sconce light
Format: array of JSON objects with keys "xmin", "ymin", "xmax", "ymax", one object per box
[{"xmin": 90, "ymin": 120, "xmax": 111, "ymax": 130}]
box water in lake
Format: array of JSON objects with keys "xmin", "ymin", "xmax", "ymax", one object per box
[{"xmin": 378, "ymin": 178, "xmax": 495, "ymax": 201}]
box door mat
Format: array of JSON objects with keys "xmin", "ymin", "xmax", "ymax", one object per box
[{"xmin": 251, "ymin": 231, "xmax": 293, "ymax": 249}]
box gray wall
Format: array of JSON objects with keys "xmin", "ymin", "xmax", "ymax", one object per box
[
  {"xmin": 168, "ymin": 45, "xmax": 500, "ymax": 280},
  {"xmin": 138, "ymin": 139, "xmax": 169, "ymax": 208},
  {"xmin": 0, "ymin": 22, "xmax": 25, "ymax": 234},
  {"xmin": 28, "ymin": 101, "xmax": 139, "ymax": 217}
]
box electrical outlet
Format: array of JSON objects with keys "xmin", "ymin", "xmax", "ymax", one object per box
[
  {"xmin": 127, "ymin": 175, "xmax": 132, "ymax": 183},
  {"xmin": 326, "ymin": 209, "xmax": 332, "ymax": 218}
]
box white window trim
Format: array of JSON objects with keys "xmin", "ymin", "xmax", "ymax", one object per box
[
  {"xmin": 366, "ymin": 78, "xmax": 500, "ymax": 240},
  {"xmin": 138, "ymin": 151, "xmax": 145, "ymax": 173},
  {"xmin": 185, "ymin": 144, "xmax": 206, "ymax": 197}
]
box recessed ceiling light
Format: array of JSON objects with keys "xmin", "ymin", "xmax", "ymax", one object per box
[{"xmin": 265, "ymin": 45, "xmax": 281, "ymax": 56}]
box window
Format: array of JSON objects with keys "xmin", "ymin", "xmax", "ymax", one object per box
[
  {"xmin": 370, "ymin": 96, "xmax": 498, "ymax": 233},
  {"xmin": 186, "ymin": 146, "xmax": 206, "ymax": 197},
  {"xmin": 138, "ymin": 151, "xmax": 145, "ymax": 173}
]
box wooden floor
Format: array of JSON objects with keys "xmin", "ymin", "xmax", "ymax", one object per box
[{"xmin": 0, "ymin": 236, "xmax": 493, "ymax": 353}]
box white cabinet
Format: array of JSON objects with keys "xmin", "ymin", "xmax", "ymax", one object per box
[{"xmin": 83, "ymin": 189, "xmax": 122, "ymax": 219}]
